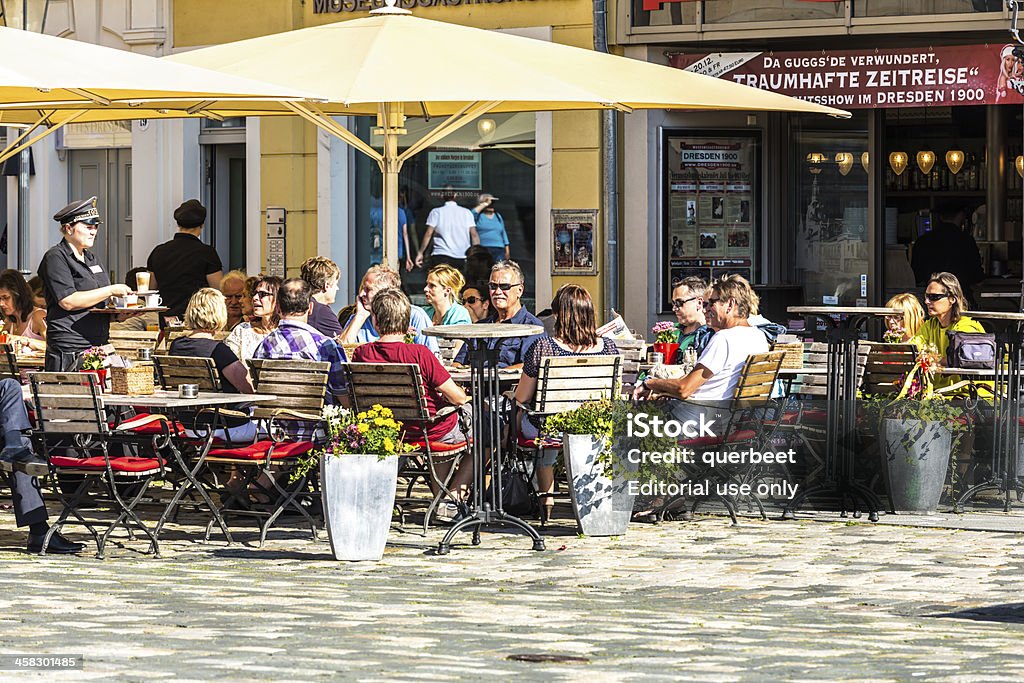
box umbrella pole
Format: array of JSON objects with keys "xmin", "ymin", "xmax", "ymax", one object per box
[{"xmin": 378, "ymin": 102, "xmax": 406, "ymax": 272}]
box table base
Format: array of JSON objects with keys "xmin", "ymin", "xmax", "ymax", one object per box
[{"xmin": 437, "ymin": 506, "xmax": 546, "ymax": 554}]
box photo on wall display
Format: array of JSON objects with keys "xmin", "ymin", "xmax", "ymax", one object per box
[{"xmin": 551, "ymin": 209, "xmax": 598, "ymax": 275}]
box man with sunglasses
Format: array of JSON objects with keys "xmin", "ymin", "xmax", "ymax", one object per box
[
  {"xmin": 453, "ymin": 261, "xmax": 542, "ymax": 369},
  {"xmin": 669, "ymin": 276, "xmax": 714, "ymax": 361}
]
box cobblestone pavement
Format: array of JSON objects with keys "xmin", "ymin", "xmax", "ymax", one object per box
[{"xmin": 1, "ymin": 509, "xmax": 1024, "ymax": 682}]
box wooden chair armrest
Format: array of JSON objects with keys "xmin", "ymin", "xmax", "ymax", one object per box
[{"xmin": 271, "ymin": 408, "xmax": 324, "ymax": 422}]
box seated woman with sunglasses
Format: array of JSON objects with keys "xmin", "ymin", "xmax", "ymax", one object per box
[
  {"xmin": 513, "ymin": 284, "xmax": 619, "ymax": 520},
  {"xmin": 460, "ymin": 283, "xmax": 490, "ymax": 323},
  {"xmin": 225, "ymin": 275, "xmax": 282, "ymax": 364},
  {"xmin": 913, "ymin": 271, "xmax": 986, "ymax": 393}
]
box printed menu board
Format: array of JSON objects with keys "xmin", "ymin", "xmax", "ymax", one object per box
[{"xmin": 665, "ymin": 133, "xmax": 758, "ymax": 310}]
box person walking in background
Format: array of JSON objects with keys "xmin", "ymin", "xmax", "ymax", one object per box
[
  {"xmin": 472, "ymin": 193, "xmax": 510, "ymax": 263},
  {"xmin": 146, "ymin": 199, "xmax": 223, "ymax": 320},
  {"xmin": 300, "ymin": 256, "xmax": 343, "ymax": 338},
  {"xmin": 219, "ymin": 270, "xmax": 248, "ymax": 331},
  {"xmin": 415, "ymin": 186, "xmax": 478, "ymax": 271}
]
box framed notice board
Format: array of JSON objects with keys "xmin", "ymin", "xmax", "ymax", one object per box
[{"xmin": 662, "ymin": 130, "xmax": 761, "ymax": 313}]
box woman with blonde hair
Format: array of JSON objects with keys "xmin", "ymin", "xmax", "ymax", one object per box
[
  {"xmin": 170, "ymin": 288, "xmax": 254, "ymax": 395},
  {"xmin": 884, "ymin": 293, "xmax": 925, "ymax": 344},
  {"xmin": 423, "ymin": 263, "xmax": 472, "ymax": 327}
]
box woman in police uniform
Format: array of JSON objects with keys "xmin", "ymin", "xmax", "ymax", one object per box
[{"xmin": 37, "ymin": 197, "xmax": 131, "ymax": 371}]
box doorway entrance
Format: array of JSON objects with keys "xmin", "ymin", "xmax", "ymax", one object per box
[{"xmin": 69, "ymin": 148, "xmax": 132, "ymax": 284}]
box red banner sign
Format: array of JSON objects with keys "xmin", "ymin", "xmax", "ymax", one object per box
[{"xmin": 670, "ymin": 44, "xmax": 1024, "ymax": 109}]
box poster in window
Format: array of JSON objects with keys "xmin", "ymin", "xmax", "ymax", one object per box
[
  {"xmin": 552, "ymin": 209, "xmax": 598, "ymax": 275},
  {"xmin": 664, "ymin": 132, "xmax": 759, "ymax": 312}
]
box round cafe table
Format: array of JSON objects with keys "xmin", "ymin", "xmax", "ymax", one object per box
[{"xmin": 424, "ymin": 323, "xmax": 545, "ymax": 554}]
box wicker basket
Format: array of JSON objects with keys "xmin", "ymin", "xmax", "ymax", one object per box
[
  {"xmin": 110, "ymin": 365, "xmax": 155, "ymax": 395},
  {"xmin": 773, "ymin": 342, "xmax": 804, "ymax": 369}
]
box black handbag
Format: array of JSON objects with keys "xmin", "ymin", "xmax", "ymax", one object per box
[{"xmin": 946, "ymin": 331, "xmax": 996, "ymax": 370}]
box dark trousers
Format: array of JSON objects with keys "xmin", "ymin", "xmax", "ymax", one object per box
[
  {"xmin": 0, "ymin": 378, "xmax": 45, "ymax": 527},
  {"xmin": 430, "ymin": 255, "xmax": 466, "ymax": 272}
]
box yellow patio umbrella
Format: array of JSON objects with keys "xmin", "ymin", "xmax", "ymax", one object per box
[
  {"xmin": 0, "ymin": 24, "xmax": 320, "ymax": 165},
  {"xmin": 163, "ymin": 4, "xmax": 851, "ymax": 270},
  {"xmin": 164, "ymin": 2, "xmax": 849, "ymax": 269}
]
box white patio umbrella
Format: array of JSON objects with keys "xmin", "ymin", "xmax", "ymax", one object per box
[{"xmin": 164, "ymin": 2, "xmax": 849, "ymax": 268}]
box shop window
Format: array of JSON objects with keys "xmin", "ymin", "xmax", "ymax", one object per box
[
  {"xmin": 662, "ymin": 131, "xmax": 760, "ymax": 313},
  {"xmin": 792, "ymin": 114, "xmax": 869, "ymax": 307},
  {"xmin": 855, "ymin": 0, "xmax": 1001, "ymax": 16},
  {"xmin": 631, "ymin": 0, "xmax": 696, "ymax": 28},
  {"xmin": 353, "ymin": 114, "xmax": 537, "ymax": 308},
  {"xmin": 704, "ymin": 0, "xmax": 843, "ymax": 23}
]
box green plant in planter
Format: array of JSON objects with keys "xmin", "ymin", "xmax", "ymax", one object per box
[{"xmin": 292, "ymin": 404, "xmax": 415, "ymax": 481}]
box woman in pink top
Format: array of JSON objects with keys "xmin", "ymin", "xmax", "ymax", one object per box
[{"xmin": 0, "ymin": 269, "xmax": 46, "ymax": 353}]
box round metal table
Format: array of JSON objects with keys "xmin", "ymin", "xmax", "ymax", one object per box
[{"xmin": 424, "ymin": 323, "xmax": 545, "ymax": 554}]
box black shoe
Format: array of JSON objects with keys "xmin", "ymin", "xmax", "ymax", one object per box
[
  {"xmin": 0, "ymin": 447, "xmax": 48, "ymax": 476},
  {"xmin": 27, "ymin": 532, "xmax": 85, "ymax": 555}
]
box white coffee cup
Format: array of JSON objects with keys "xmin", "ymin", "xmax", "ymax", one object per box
[
  {"xmin": 142, "ymin": 292, "xmax": 162, "ymax": 308},
  {"xmin": 136, "ymin": 271, "xmax": 151, "ymax": 293},
  {"xmin": 112, "ymin": 293, "xmax": 138, "ymax": 308}
]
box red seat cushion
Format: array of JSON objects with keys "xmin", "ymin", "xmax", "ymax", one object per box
[
  {"xmin": 781, "ymin": 408, "xmax": 828, "ymax": 426},
  {"xmin": 207, "ymin": 440, "xmax": 315, "ymax": 461},
  {"xmin": 407, "ymin": 439, "xmax": 468, "ymax": 454},
  {"xmin": 50, "ymin": 455, "xmax": 162, "ymax": 473},
  {"xmin": 110, "ymin": 413, "xmax": 187, "ymax": 435},
  {"xmin": 678, "ymin": 428, "xmax": 758, "ymax": 449}
]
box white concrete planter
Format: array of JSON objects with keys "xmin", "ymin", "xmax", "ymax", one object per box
[
  {"xmin": 563, "ymin": 434, "xmax": 635, "ymax": 536},
  {"xmin": 320, "ymin": 453, "xmax": 398, "ymax": 561}
]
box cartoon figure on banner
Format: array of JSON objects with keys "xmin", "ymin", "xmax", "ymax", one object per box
[{"xmin": 997, "ymin": 44, "xmax": 1024, "ymax": 102}]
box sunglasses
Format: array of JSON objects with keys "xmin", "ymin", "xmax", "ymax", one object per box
[
  {"xmin": 703, "ymin": 298, "xmax": 721, "ymax": 309},
  {"xmin": 252, "ymin": 290, "xmax": 274, "ymax": 299},
  {"xmin": 924, "ymin": 292, "xmax": 950, "ymax": 302},
  {"xmin": 488, "ymin": 282, "xmax": 523, "ymax": 291},
  {"xmin": 463, "ymin": 296, "xmax": 483, "ymax": 305},
  {"xmin": 671, "ymin": 296, "xmax": 699, "ymax": 309}
]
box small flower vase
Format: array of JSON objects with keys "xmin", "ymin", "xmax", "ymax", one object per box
[
  {"xmin": 80, "ymin": 368, "xmax": 107, "ymax": 393},
  {"xmin": 651, "ymin": 342, "xmax": 679, "ymax": 365}
]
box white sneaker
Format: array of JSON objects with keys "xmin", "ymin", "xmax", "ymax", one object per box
[{"xmin": 435, "ymin": 501, "xmax": 460, "ymax": 522}]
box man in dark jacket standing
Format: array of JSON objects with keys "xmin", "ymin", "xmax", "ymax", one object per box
[
  {"xmin": 911, "ymin": 204, "xmax": 984, "ymax": 304},
  {"xmin": 146, "ymin": 199, "xmax": 223, "ymax": 319}
]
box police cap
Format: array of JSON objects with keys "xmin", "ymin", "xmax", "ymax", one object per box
[{"xmin": 53, "ymin": 196, "xmax": 101, "ymax": 226}]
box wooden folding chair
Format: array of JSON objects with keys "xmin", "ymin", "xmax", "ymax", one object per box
[
  {"xmin": 0, "ymin": 343, "xmax": 20, "ymax": 382},
  {"xmin": 30, "ymin": 372, "xmax": 168, "ymax": 558},
  {"xmin": 671, "ymin": 351, "xmax": 785, "ymax": 524},
  {"xmin": 204, "ymin": 358, "xmax": 329, "ymax": 546},
  {"xmin": 510, "ymin": 354, "xmax": 622, "ymax": 523},
  {"xmin": 108, "ymin": 330, "xmax": 159, "ymax": 361},
  {"xmin": 344, "ymin": 362, "xmax": 470, "ymax": 532}
]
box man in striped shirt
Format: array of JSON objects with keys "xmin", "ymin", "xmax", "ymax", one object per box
[{"xmin": 253, "ymin": 278, "xmax": 348, "ymax": 402}]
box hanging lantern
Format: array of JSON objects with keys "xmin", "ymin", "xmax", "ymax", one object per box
[
  {"xmin": 806, "ymin": 152, "xmax": 827, "ymax": 174},
  {"xmin": 945, "ymin": 150, "xmax": 964, "ymax": 175},
  {"xmin": 916, "ymin": 150, "xmax": 936, "ymax": 175},
  {"xmin": 835, "ymin": 153, "xmax": 854, "ymax": 176},
  {"xmin": 1016, "ymin": 155, "xmax": 1023, "ymax": 179},
  {"xmin": 889, "ymin": 151, "xmax": 908, "ymax": 176},
  {"xmin": 860, "ymin": 151, "xmax": 869, "ymax": 173}
]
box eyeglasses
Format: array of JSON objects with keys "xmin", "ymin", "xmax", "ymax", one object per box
[
  {"xmin": 671, "ymin": 296, "xmax": 699, "ymax": 309},
  {"xmin": 702, "ymin": 298, "xmax": 721, "ymax": 309},
  {"xmin": 463, "ymin": 296, "xmax": 482, "ymax": 304},
  {"xmin": 924, "ymin": 292, "xmax": 950, "ymax": 302},
  {"xmin": 252, "ymin": 291, "xmax": 274, "ymax": 300},
  {"xmin": 488, "ymin": 282, "xmax": 523, "ymax": 291}
]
